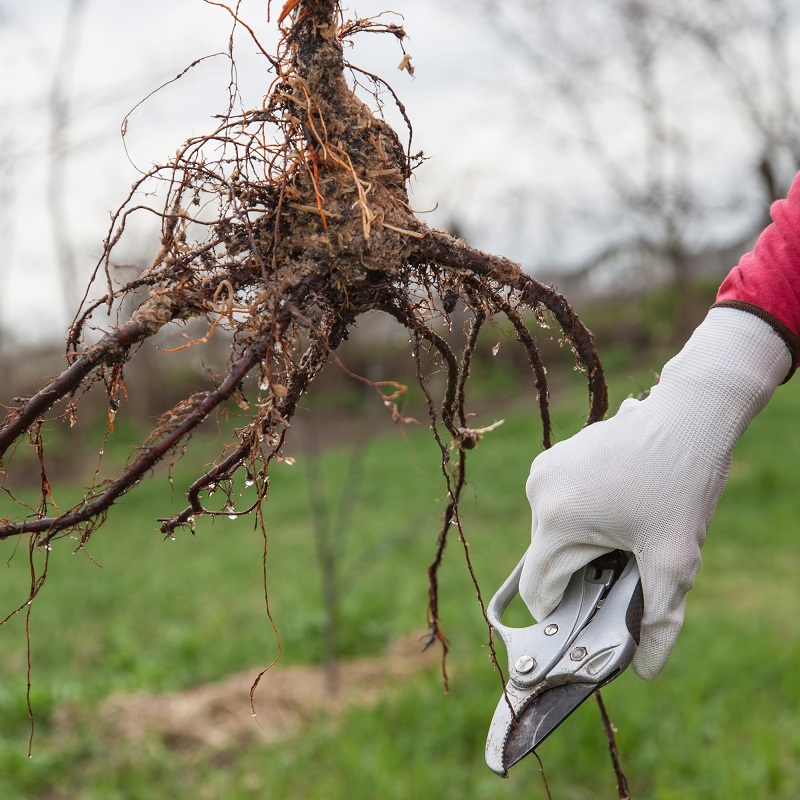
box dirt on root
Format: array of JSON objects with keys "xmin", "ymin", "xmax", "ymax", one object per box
[{"xmin": 54, "ymin": 632, "xmax": 439, "ymax": 753}]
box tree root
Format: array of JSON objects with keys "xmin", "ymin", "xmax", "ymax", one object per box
[{"xmin": 0, "ymin": 1, "xmax": 612, "ymax": 775}]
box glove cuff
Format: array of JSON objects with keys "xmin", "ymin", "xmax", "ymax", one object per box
[
  {"xmin": 643, "ymin": 307, "xmax": 791, "ymax": 465},
  {"xmin": 712, "ymin": 300, "xmax": 799, "ymax": 382}
]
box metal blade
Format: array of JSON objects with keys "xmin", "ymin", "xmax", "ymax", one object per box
[
  {"xmin": 486, "ymin": 680, "xmax": 544, "ymax": 777},
  {"xmin": 503, "ymin": 682, "xmax": 599, "ymax": 771}
]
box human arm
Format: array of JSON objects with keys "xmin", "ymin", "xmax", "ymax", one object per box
[{"xmin": 519, "ymin": 173, "xmax": 800, "ymax": 680}]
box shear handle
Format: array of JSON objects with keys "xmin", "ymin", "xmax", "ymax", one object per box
[{"xmin": 486, "ymin": 550, "xmax": 631, "ymax": 687}]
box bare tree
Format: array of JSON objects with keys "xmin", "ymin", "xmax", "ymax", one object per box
[
  {"xmin": 471, "ymin": 0, "xmax": 800, "ymax": 338},
  {"xmin": 661, "ymin": 0, "xmax": 800, "ymax": 205},
  {"xmin": 47, "ymin": 0, "xmax": 89, "ymax": 315}
]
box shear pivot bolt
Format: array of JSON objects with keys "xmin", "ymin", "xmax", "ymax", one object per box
[
  {"xmin": 570, "ymin": 647, "xmax": 588, "ymax": 662},
  {"xmin": 514, "ymin": 655, "xmax": 536, "ymax": 674},
  {"xmin": 544, "ymin": 624, "xmax": 558, "ymax": 636}
]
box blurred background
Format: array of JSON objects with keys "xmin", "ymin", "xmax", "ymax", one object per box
[{"xmin": 1, "ymin": 1, "xmax": 799, "ymax": 797}]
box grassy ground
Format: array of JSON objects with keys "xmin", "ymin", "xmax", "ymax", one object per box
[{"xmin": 1, "ymin": 354, "xmax": 799, "ymax": 798}]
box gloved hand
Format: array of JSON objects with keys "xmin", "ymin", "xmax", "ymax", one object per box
[{"xmin": 519, "ymin": 307, "xmax": 791, "ymax": 679}]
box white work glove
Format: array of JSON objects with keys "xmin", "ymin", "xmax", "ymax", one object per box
[{"xmin": 520, "ymin": 307, "xmax": 791, "ymax": 679}]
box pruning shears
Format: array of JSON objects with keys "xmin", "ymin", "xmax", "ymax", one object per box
[{"xmin": 485, "ymin": 549, "xmax": 643, "ymax": 777}]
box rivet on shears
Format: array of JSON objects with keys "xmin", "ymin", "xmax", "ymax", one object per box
[
  {"xmin": 570, "ymin": 646, "xmax": 588, "ymax": 661},
  {"xmin": 514, "ymin": 655, "xmax": 536, "ymax": 674},
  {"xmin": 544, "ymin": 624, "xmax": 558, "ymax": 636}
]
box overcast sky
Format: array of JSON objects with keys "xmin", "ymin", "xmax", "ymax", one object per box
[{"xmin": 2, "ymin": 0, "xmax": 798, "ymax": 346}]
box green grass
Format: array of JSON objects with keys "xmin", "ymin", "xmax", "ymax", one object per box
[{"xmin": 1, "ymin": 357, "xmax": 800, "ymax": 798}]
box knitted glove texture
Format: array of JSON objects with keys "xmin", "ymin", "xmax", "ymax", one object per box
[{"xmin": 520, "ymin": 308, "xmax": 790, "ymax": 679}]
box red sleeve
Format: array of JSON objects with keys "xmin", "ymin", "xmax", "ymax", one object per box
[{"xmin": 714, "ymin": 171, "xmax": 800, "ymax": 376}]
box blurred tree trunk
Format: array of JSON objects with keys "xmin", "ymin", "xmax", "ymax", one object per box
[{"xmin": 48, "ymin": 0, "xmax": 89, "ymax": 316}]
